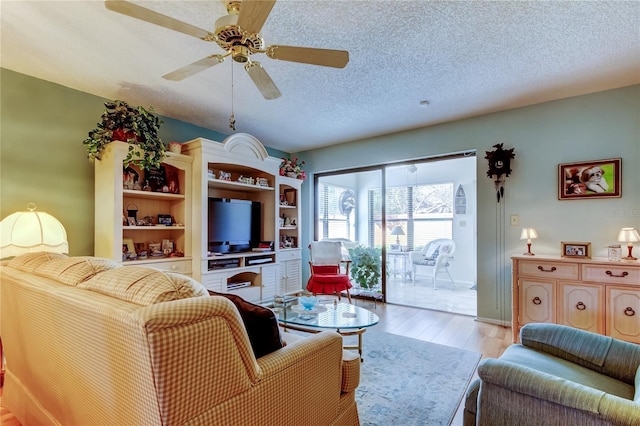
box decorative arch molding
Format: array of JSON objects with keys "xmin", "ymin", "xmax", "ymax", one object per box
[{"xmin": 222, "ymin": 133, "xmax": 269, "ymax": 161}]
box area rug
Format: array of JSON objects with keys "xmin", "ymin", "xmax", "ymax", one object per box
[{"xmin": 351, "ymin": 329, "xmax": 481, "ymax": 426}]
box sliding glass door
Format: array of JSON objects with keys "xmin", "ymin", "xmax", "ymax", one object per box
[
  {"xmin": 314, "ymin": 154, "xmax": 477, "ymax": 315},
  {"xmin": 315, "ymin": 168, "xmax": 385, "ymax": 300}
]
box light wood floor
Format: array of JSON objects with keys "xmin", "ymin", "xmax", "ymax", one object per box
[{"xmin": 0, "ymin": 302, "xmax": 513, "ymax": 425}]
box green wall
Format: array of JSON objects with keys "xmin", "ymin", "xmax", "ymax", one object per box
[
  {"xmin": 296, "ymin": 85, "xmax": 640, "ymax": 324},
  {"xmin": 0, "ymin": 68, "xmax": 285, "ymax": 256}
]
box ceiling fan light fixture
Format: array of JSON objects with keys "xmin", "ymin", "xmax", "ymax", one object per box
[{"xmin": 231, "ymin": 45, "xmax": 250, "ymax": 63}]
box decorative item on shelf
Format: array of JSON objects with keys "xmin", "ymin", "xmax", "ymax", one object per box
[
  {"xmin": 167, "ymin": 142, "xmax": 182, "ymax": 154},
  {"xmin": 162, "ymin": 239, "xmax": 174, "ymax": 255},
  {"xmin": 279, "ymin": 157, "xmax": 306, "ymax": 180},
  {"xmin": 238, "ymin": 175, "xmax": 255, "ymax": 185},
  {"xmin": 126, "ymin": 204, "xmax": 138, "ymax": 223},
  {"xmin": 82, "ymin": 100, "xmax": 165, "ymax": 170},
  {"xmin": 256, "ymin": 177, "xmax": 269, "ymax": 187},
  {"xmin": 284, "ymin": 188, "xmax": 296, "ymax": 206},
  {"xmin": 485, "ymin": 143, "xmax": 515, "ymax": 203},
  {"xmin": 207, "ymin": 169, "xmax": 215, "ymax": 179},
  {"xmin": 0, "ymin": 203, "xmax": 68, "ymax": 258},
  {"xmin": 608, "ymin": 244, "xmax": 622, "ymax": 262},
  {"xmin": 123, "ymin": 165, "xmax": 142, "ymax": 190},
  {"xmin": 157, "ymin": 214, "xmax": 172, "ymax": 226},
  {"xmin": 148, "ymin": 242, "xmax": 163, "ymax": 257},
  {"xmin": 520, "ymin": 227, "xmax": 538, "ymax": 256},
  {"xmin": 617, "ymin": 227, "xmax": 639, "ymax": 260},
  {"xmin": 218, "ymin": 170, "xmax": 231, "ymax": 181},
  {"xmin": 390, "ymin": 225, "xmax": 405, "ymax": 245},
  {"xmin": 122, "ymin": 238, "xmax": 136, "ymax": 261}
]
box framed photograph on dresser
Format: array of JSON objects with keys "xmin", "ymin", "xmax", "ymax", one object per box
[{"xmin": 561, "ymin": 241, "xmax": 591, "ymax": 259}]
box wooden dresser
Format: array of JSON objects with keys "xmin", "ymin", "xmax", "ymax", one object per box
[{"xmin": 512, "ymin": 255, "xmax": 640, "ymax": 343}]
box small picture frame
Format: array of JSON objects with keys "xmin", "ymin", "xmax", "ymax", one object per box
[
  {"xmin": 162, "ymin": 239, "xmax": 174, "ymax": 254},
  {"xmin": 558, "ymin": 158, "xmax": 621, "ymax": 200},
  {"xmin": 127, "ymin": 217, "xmax": 137, "ymax": 226},
  {"xmin": 123, "ymin": 238, "xmax": 135, "ymax": 255},
  {"xmin": 561, "ymin": 241, "xmax": 591, "ymax": 259},
  {"xmin": 157, "ymin": 214, "xmax": 172, "ymax": 226}
]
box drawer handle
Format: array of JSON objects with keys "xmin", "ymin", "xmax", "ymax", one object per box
[
  {"xmin": 537, "ymin": 266, "xmax": 557, "ymax": 273},
  {"xmin": 532, "ymin": 296, "xmax": 542, "ymax": 305},
  {"xmin": 606, "ymin": 270, "xmax": 629, "ymax": 278},
  {"xmin": 576, "ymin": 301, "xmax": 586, "ymax": 311},
  {"xmin": 624, "ymin": 307, "xmax": 635, "ymax": 317}
]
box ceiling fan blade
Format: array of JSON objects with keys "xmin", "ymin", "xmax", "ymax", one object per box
[
  {"xmin": 162, "ymin": 55, "xmax": 225, "ymax": 81},
  {"xmin": 245, "ymin": 62, "xmax": 281, "ymax": 100},
  {"xmin": 266, "ymin": 45, "xmax": 349, "ymax": 68},
  {"xmin": 105, "ymin": 0, "xmax": 214, "ymax": 40},
  {"xmin": 237, "ymin": 0, "xmax": 276, "ymax": 34}
]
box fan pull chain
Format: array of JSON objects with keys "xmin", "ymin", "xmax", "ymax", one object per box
[{"xmin": 229, "ymin": 62, "xmax": 236, "ymax": 130}]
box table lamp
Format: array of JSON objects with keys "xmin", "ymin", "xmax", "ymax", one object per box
[
  {"xmin": 390, "ymin": 225, "xmax": 405, "ymax": 245},
  {"xmin": 520, "ymin": 227, "xmax": 538, "ymax": 256},
  {"xmin": 0, "ymin": 203, "xmax": 68, "ymax": 258},
  {"xmin": 617, "ymin": 227, "xmax": 640, "ymax": 260}
]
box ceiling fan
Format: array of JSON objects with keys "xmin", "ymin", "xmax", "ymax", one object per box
[{"xmin": 105, "ymin": 0, "xmax": 349, "ymax": 100}]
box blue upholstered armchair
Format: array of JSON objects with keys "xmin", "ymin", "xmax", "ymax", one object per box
[{"xmin": 464, "ymin": 323, "xmax": 640, "ymax": 426}]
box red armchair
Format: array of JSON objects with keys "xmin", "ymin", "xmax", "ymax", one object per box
[{"xmin": 306, "ymin": 241, "xmax": 352, "ymax": 302}]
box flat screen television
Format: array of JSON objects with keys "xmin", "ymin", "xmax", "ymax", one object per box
[{"xmin": 208, "ymin": 198, "xmax": 261, "ymax": 253}]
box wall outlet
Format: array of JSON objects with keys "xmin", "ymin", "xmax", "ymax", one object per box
[{"xmin": 510, "ymin": 215, "xmax": 519, "ymax": 226}]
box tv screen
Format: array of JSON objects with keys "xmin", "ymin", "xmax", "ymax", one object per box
[{"xmin": 208, "ymin": 198, "xmax": 261, "ymax": 253}]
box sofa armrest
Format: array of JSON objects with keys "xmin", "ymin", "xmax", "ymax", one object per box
[
  {"xmin": 520, "ymin": 323, "xmax": 640, "ymax": 384},
  {"xmin": 478, "ymin": 358, "xmax": 640, "ymax": 424}
]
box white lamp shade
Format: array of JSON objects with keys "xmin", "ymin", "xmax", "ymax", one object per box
[
  {"xmin": 0, "ymin": 206, "xmax": 68, "ymax": 258},
  {"xmin": 520, "ymin": 228, "xmax": 538, "ymax": 240},
  {"xmin": 390, "ymin": 226, "xmax": 405, "ymax": 236},
  {"xmin": 618, "ymin": 227, "xmax": 640, "ymax": 243}
]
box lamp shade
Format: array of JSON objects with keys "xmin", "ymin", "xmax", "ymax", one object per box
[
  {"xmin": 390, "ymin": 226, "xmax": 405, "ymax": 236},
  {"xmin": 0, "ymin": 204, "xmax": 68, "ymax": 258},
  {"xmin": 520, "ymin": 227, "xmax": 538, "ymax": 240},
  {"xmin": 617, "ymin": 227, "xmax": 640, "ymax": 243}
]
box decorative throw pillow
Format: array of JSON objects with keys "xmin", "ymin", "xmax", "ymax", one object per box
[
  {"xmin": 423, "ymin": 243, "xmax": 439, "ymax": 259},
  {"xmin": 7, "ymin": 251, "xmax": 67, "ymax": 273},
  {"xmin": 208, "ymin": 290, "xmax": 283, "ymax": 358},
  {"xmin": 425, "ymin": 247, "xmax": 440, "ymax": 261}
]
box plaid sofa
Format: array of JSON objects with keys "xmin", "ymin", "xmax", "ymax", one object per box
[{"xmin": 0, "ymin": 252, "xmax": 360, "ymax": 425}]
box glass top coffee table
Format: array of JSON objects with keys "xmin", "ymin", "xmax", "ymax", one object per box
[{"xmin": 274, "ymin": 299, "xmax": 379, "ymax": 361}]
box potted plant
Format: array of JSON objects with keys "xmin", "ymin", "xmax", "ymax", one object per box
[
  {"xmin": 348, "ymin": 245, "xmax": 383, "ymax": 289},
  {"xmin": 83, "ymin": 100, "xmax": 166, "ymax": 170}
]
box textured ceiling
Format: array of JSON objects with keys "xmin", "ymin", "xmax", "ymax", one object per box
[{"xmin": 1, "ymin": 1, "xmax": 639, "ymax": 153}]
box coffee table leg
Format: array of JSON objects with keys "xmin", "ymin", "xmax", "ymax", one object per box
[{"xmin": 338, "ymin": 328, "xmax": 366, "ymax": 362}]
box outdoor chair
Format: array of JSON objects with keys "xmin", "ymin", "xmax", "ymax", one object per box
[
  {"xmin": 409, "ymin": 238, "xmax": 455, "ymax": 288},
  {"xmin": 307, "ymin": 241, "xmax": 352, "ymax": 302}
]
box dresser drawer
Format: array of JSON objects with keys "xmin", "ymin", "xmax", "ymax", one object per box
[
  {"xmin": 278, "ymin": 249, "xmax": 302, "ymax": 261},
  {"xmin": 518, "ymin": 260, "xmax": 579, "ymax": 280},
  {"xmin": 582, "ymin": 264, "xmax": 640, "ymax": 285},
  {"xmin": 138, "ymin": 258, "xmax": 192, "ymax": 274}
]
